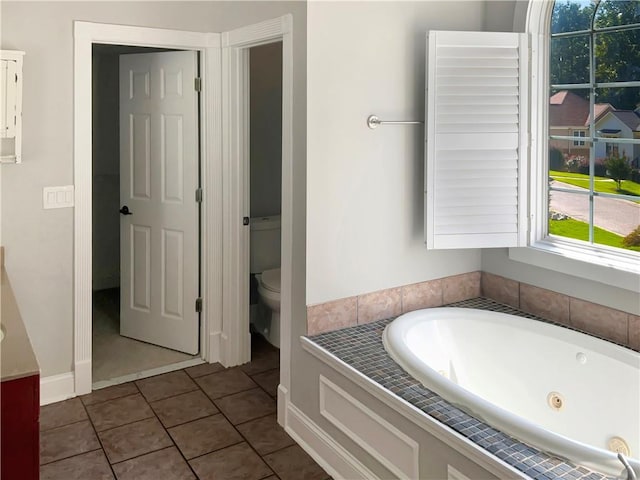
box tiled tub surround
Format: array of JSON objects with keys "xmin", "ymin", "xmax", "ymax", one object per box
[
  {"xmin": 307, "ymin": 271, "xmax": 640, "ymax": 352},
  {"xmin": 308, "ymin": 298, "xmax": 627, "ymax": 480},
  {"xmin": 481, "ymin": 272, "xmax": 639, "ymax": 351},
  {"xmin": 307, "ymin": 272, "xmax": 481, "ymax": 335}
]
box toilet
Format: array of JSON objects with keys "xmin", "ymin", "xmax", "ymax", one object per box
[
  {"xmin": 255, "ymin": 267, "xmax": 280, "ymax": 348},
  {"xmin": 250, "ymin": 215, "xmax": 281, "ymax": 348}
]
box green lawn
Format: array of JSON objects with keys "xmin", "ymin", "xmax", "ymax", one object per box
[
  {"xmin": 550, "ymin": 170, "xmax": 640, "ymax": 197},
  {"xmin": 549, "ymin": 218, "xmax": 640, "ymax": 251}
]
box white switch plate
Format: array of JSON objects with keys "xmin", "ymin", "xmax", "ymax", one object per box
[{"xmin": 43, "ymin": 185, "xmax": 74, "ymax": 209}]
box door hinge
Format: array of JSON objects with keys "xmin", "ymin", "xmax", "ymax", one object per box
[
  {"xmin": 194, "ymin": 77, "xmax": 202, "ymax": 92},
  {"xmin": 195, "ymin": 188, "xmax": 203, "ymax": 203},
  {"xmin": 195, "ymin": 297, "xmax": 203, "ymax": 313}
]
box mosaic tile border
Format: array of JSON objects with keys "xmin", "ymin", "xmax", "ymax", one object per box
[{"xmin": 309, "ymin": 297, "xmax": 621, "ymax": 480}]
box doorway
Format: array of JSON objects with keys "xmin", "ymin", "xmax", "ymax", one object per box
[
  {"xmin": 91, "ymin": 44, "xmax": 202, "ymax": 385},
  {"xmin": 248, "ymin": 41, "xmax": 283, "ymax": 352},
  {"xmin": 74, "ymin": 19, "xmax": 294, "ymax": 406}
]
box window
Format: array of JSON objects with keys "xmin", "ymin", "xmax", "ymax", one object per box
[
  {"xmin": 572, "ymin": 130, "xmax": 586, "ymax": 146},
  {"xmin": 605, "ymin": 141, "xmax": 620, "ymax": 157},
  {"xmin": 547, "ymin": 0, "xmax": 640, "ymax": 254},
  {"xmin": 424, "ymin": 3, "xmax": 639, "ymax": 286}
]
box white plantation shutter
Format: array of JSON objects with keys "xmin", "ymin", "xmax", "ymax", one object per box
[{"xmin": 425, "ymin": 31, "xmax": 529, "ymax": 249}]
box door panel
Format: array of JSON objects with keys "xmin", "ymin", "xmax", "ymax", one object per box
[
  {"xmin": 131, "ymin": 224, "xmax": 151, "ymax": 312},
  {"xmin": 131, "ymin": 114, "xmax": 151, "ymax": 199},
  {"xmin": 162, "ymin": 228, "xmax": 184, "ymax": 319},
  {"xmin": 161, "ymin": 115, "xmax": 184, "ymax": 203},
  {"xmin": 120, "ymin": 51, "xmax": 199, "ymax": 354}
]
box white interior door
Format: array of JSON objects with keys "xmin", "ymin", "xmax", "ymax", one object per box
[{"xmin": 119, "ymin": 50, "xmax": 199, "ymax": 354}]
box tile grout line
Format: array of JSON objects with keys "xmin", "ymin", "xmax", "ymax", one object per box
[
  {"xmin": 41, "ymin": 347, "xmax": 316, "ymax": 480},
  {"xmin": 78, "ymin": 398, "xmax": 119, "ymax": 479},
  {"xmin": 88, "ymin": 379, "xmax": 191, "ymax": 473},
  {"xmin": 155, "ymin": 411, "xmax": 220, "ymax": 430},
  {"xmin": 79, "ymin": 383, "xmax": 143, "ymax": 408},
  {"xmin": 247, "ymin": 366, "xmax": 279, "ymax": 398},
  {"xmin": 189, "ymin": 365, "xmax": 279, "ymax": 477},
  {"xmin": 164, "ymin": 406, "xmax": 278, "ymax": 432},
  {"xmin": 83, "ymin": 369, "xmax": 268, "ymax": 441},
  {"xmin": 198, "ymin": 358, "xmax": 287, "ymax": 478},
  {"xmin": 138, "ymin": 379, "xmax": 202, "ymax": 480},
  {"xmin": 183, "ymin": 439, "xmax": 246, "ymax": 463},
  {"xmin": 233, "ymin": 410, "xmax": 281, "ymax": 429},
  {"xmin": 39, "ymin": 417, "xmax": 90, "ymax": 433},
  {"xmin": 90, "ymin": 381, "xmax": 201, "ymax": 478},
  {"xmin": 141, "ymin": 385, "xmax": 200, "ymax": 405},
  {"xmin": 39, "ymin": 447, "xmax": 104, "ymax": 468}
]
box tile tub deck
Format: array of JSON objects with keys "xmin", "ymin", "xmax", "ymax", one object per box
[{"xmin": 308, "ymin": 297, "xmax": 625, "ymax": 480}]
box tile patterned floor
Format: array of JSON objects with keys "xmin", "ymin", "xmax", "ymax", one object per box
[{"xmin": 40, "ymin": 338, "xmax": 331, "ymax": 480}]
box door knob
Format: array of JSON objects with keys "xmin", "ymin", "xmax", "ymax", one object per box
[{"xmin": 119, "ymin": 206, "xmax": 133, "ymax": 215}]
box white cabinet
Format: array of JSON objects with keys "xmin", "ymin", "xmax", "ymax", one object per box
[{"xmin": 1, "ymin": 50, "xmax": 24, "ymax": 164}]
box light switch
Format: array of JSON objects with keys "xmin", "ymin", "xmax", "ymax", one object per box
[{"xmin": 43, "ymin": 185, "xmax": 74, "ymax": 209}]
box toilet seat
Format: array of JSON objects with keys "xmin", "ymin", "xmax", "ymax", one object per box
[{"xmin": 260, "ymin": 268, "xmax": 280, "ymax": 293}]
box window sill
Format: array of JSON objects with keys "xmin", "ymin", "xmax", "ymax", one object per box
[{"xmin": 508, "ymin": 239, "xmax": 640, "ymax": 293}]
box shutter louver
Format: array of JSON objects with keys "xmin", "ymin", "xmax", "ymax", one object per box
[{"xmin": 425, "ymin": 31, "xmax": 529, "ymax": 249}]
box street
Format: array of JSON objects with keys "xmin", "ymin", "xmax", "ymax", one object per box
[{"xmin": 550, "ymin": 181, "xmax": 640, "ymax": 237}]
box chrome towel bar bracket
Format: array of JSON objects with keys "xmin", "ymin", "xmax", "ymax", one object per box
[
  {"xmin": 367, "ymin": 114, "xmax": 424, "ymax": 129},
  {"xmin": 618, "ymin": 453, "xmax": 638, "ymax": 480}
]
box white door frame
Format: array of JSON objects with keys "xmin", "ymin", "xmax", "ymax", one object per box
[
  {"xmin": 73, "ymin": 17, "xmax": 294, "ymax": 402},
  {"xmin": 220, "ymin": 16, "xmax": 293, "ymax": 418},
  {"xmin": 73, "ymin": 22, "xmax": 223, "ymax": 395}
]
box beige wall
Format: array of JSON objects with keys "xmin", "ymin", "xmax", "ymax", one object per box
[
  {"xmin": 294, "ymin": 0, "xmax": 487, "ymax": 429},
  {"xmin": 549, "ymin": 127, "xmax": 590, "ymax": 160},
  {"xmin": 305, "ymin": 1, "xmax": 484, "ymax": 306},
  {"xmin": 0, "ymin": 1, "xmax": 307, "ymax": 377}
]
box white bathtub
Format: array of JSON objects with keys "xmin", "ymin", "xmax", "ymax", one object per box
[{"xmin": 382, "ymin": 308, "xmax": 640, "ymax": 477}]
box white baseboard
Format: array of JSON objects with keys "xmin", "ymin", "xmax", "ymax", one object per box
[
  {"xmin": 207, "ymin": 331, "xmax": 221, "ymax": 363},
  {"xmin": 285, "ymin": 401, "xmax": 379, "ymax": 480},
  {"xmin": 277, "ymin": 383, "xmax": 289, "ymax": 426},
  {"xmin": 40, "ymin": 372, "xmax": 76, "ymax": 406},
  {"xmin": 74, "ymin": 358, "xmax": 92, "ymax": 396}
]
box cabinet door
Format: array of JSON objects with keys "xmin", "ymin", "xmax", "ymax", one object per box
[
  {"xmin": 0, "ymin": 59, "xmax": 18, "ymax": 139},
  {"xmin": 0, "ymin": 374, "xmax": 40, "ymax": 480}
]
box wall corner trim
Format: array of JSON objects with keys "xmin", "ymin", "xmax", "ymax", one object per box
[{"xmin": 40, "ymin": 372, "xmax": 75, "ymax": 406}]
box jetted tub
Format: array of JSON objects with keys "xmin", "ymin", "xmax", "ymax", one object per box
[{"xmin": 382, "ymin": 308, "xmax": 640, "ymax": 477}]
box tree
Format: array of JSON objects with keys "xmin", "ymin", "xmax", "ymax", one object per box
[
  {"xmin": 623, "ymin": 225, "xmax": 640, "ymax": 247},
  {"xmin": 550, "ymin": 1, "xmax": 593, "ymax": 93},
  {"xmin": 593, "ymin": 1, "xmax": 640, "ymax": 110},
  {"xmin": 605, "ymin": 155, "xmax": 632, "ymax": 190},
  {"xmin": 550, "ymin": 0, "xmax": 640, "ymax": 110},
  {"xmin": 549, "ymin": 147, "xmax": 565, "ymax": 170}
]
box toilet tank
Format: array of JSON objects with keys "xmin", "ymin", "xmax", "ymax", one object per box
[{"xmin": 250, "ymin": 215, "xmax": 281, "ymax": 273}]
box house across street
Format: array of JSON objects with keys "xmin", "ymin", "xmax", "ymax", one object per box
[{"xmin": 549, "ymin": 90, "xmax": 640, "ymax": 165}]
